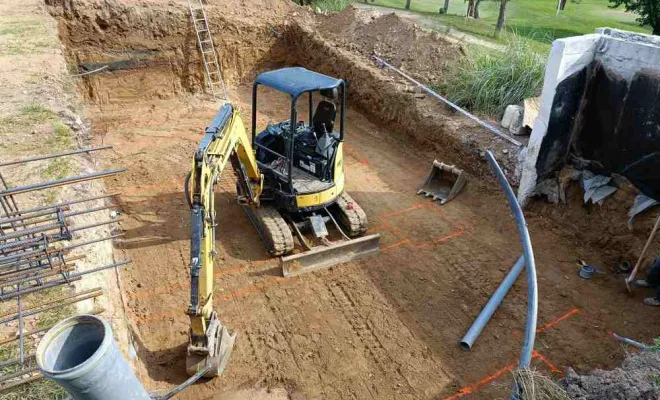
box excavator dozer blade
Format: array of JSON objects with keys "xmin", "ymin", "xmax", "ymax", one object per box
[
  {"xmin": 281, "ymin": 234, "xmax": 380, "ymax": 277},
  {"xmin": 417, "ymin": 160, "xmax": 467, "ymax": 204}
]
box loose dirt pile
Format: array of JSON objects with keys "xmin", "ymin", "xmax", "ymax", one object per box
[
  {"xmin": 563, "ymin": 351, "xmax": 660, "ymax": 399},
  {"xmin": 317, "ymin": 6, "xmax": 461, "ymax": 83}
]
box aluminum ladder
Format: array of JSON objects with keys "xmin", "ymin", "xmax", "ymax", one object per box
[{"xmin": 187, "ymin": 0, "xmax": 227, "ymax": 100}]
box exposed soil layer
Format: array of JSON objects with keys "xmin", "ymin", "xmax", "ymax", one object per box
[{"xmin": 44, "ymin": 0, "xmax": 660, "ymax": 399}]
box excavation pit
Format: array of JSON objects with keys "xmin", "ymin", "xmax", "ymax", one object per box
[{"xmin": 45, "ymin": 0, "xmax": 660, "ymax": 398}]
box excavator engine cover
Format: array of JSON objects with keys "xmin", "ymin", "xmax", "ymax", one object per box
[{"xmin": 418, "ymin": 160, "xmax": 467, "ymax": 205}]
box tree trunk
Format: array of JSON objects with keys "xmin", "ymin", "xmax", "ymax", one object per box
[
  {"xmin": 654, "ymin": 17, "xmax": 660, "ymax": 36},
  {"xmin": 474, "ymin": 0, "xmax": 482, "ymax": 19},
  {"xmin": 466, "ymin": 0, "xmax": 475, "ymax": 17},
  {"xmin": 405, "ymin": 0, "xmax": 411, "ymax": 10},
  {"xmin": 494, "ymin": 0, "xmax": 508, "ymax": 37},
  {"xmin": 442, "ymin": 0, "xmax": 450, "ymax": 14}
]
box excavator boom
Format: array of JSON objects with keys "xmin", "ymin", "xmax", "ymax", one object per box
[{"xmin": 185, "ymin": 104, "xmax": 261, "ymax": 377}]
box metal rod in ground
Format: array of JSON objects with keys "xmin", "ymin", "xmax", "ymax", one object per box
[
  {"xmin": 0, "ymin": 173, "xmax": 22, "ymax": 216},
  {"xmin": 0, "ymin": 206, "xmax": 69, "ymax": 226},
  {"xmin": 460, "ymin": 256, "xmax": 525, "ymax": 350},
  {"xmin": 0, "ymin": 250, "xmax": 64, "ymax": 271},
  {"xmin": 17, "ymin": 283, "xmax": 24, "ymax": 364},
  {"xmin": 0, "ymin": 234, "xmax": 54, "ymax": 255},
  {"xmin": 0, "ymin": 308, "xmax": 104, "ymax": 346},
  {"xmin": 1, "ymin": 192, "xmax": 120, "ymax": 218},
  {"xmin": 0, "ymin": 276, "xmax": 82, "ymax": 301},
  {"xmin": 0, "ymin": 254, "xmax": 81, "ymax": 278},
  {"xmin": 0, "ymin": 220, "xmax": 64, "ymax": 242},
  {"xmin": 1, "ymin": 204, "xmax": 115, "ymax": 229},
  {"xmin": 69, "ymin": 217, "xmax": 123, "ymax": 234},
  {"xmin": 0, "ymin": 265, "xmax": 76, "ymax": 288},
  {"xmin": 0, "ymin": 373, "xmax": 43, "ymax": 393},
  {"xmin": 0, "ymin": 233, "xmax": 124, "ymax": 266},
  {"xmin": 0, "ymin": 289, "xmax": 102, "ymax": 324},
  {"xmin": 0, "ymin": 354, "xmax": 35, "ymax": 369},
  {"xmin": 371, "ymin": 55, "xmax": 523, "ymax": 147},
  {"xmin": 0, "ymin": 366, "xmax": 39, "ymax": 384},
  {"xmin": 0, "ymin": 168, "xmax": 126, "ymax": 197},
  {"xmin": 0, "ymin": 287, "xmax": 102, "ymax": 319},
  {"xmin": 58, "ymin": 233, "xmax": 124, "ymax": 252},
  {"xmin": 0, "ymin": 235, "xmax": 47, "ymax": 254},
  {"xmin": 2, "ymin": 217, "xmax": 122, "ymax": 249},
  {"xmin": 0, "ymin": 146, "xmax": 113, "ymax": 168},
  {"xmin": 0, "ymin": 260, "xmax": 129, "ymax": 301},
  {"xmin": 0, "ymin": 246, "xmax": 51, "ymax": 266},
  {"xmin": 485, "ymin": 150, "xmax": 538, "ymax": 371}
]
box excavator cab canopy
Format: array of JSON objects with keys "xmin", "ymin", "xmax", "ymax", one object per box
[{"xmin": 251, "ymin": 67, "xmax": 346, "ymax": 140}]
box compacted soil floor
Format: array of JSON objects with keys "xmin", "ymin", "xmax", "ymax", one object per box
[{"xmin": 86, "ymin": 83, "xmax": 660, "ymax": 399}]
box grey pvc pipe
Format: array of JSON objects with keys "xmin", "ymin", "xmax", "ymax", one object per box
[
  {"xmin": 460, "ymin": 256, "xmax": 525, "ymax": 350},
  {"xmin": 485, "ymin": 151, "xmax": 538, "ymax": 369},
  {"xmin": 36, "ymin": 315, "xmax": 150, "ymax": 400},
  {"xmin": 371, "ymin": 55, "xmax": 522, "ymax": 147},
  {"xmin": 612, "ymin": 332, "xmax": 647, "ymax": 350}
]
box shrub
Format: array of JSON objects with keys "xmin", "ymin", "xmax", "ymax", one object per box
[
  {"xmin": 311, "ymin": 0, "xmax": 351, "ymax": 12},
  {"xmin": 439, "ymin": 34, "xmax": 547, "ymax": 118}
]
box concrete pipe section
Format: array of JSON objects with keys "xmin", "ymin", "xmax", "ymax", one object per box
[{"xmin": 36, "ymin": 314, "xmax": 150, "ymax": 400}]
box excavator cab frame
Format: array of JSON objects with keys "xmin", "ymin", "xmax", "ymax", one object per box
[{"xmin": 251, "ymin": 67, "xmax": 347, "ymax": 213}]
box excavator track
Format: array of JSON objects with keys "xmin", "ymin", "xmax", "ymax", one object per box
[
  {"xmin": 244, "ymin": 205, "xmax": 294, "ymax": 256},
  {"xmin": 333, "ymin": 192, "xmax": 368, "ymax": 237}
]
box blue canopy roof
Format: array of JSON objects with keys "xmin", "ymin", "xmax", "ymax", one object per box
[{"xmin": 254, "ymin": 67, "xmax": 343, "ymax": 98}]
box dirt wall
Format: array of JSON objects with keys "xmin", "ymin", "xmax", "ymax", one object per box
[
  {"xmin": 45, "ymin": 0, "xmax": 296, "ymax": 102},
  {"xmin": 46, "ymin": 0, "xmax": 519, "ymax": 180}
]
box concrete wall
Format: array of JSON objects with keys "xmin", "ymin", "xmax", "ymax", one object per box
[{"xmin": 518, "ymin": 28, "xmax": 660, "ymax": 206}]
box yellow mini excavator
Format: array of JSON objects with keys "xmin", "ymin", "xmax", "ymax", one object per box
[{"xmin": 184, "ymin": 67, "xmax": 380, "ymax": 376}]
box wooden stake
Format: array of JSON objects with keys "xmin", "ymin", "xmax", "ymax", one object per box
[{"xmin": 626, "ymin": 215, "xmax": 660, "ymax": 293}]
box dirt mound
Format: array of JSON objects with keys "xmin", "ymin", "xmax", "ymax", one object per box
[
  {"xmin": 317, "ymin": 5, "xmax": 461, "ymax": 82},
  {"xmin": 562, "ymin": 351, "xmax": 660, "ymax": 399}
]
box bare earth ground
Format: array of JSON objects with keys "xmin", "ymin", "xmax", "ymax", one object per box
[
  {"xmin": 0, "ymin": 0, "xmax": 131, "ymax": 397},
  {"xmin": 88, "ymin": 83, "xmax": 660, "ymax": 399},
  {"xmin": 26, "ymin": 0, "xmax": 660, "ymax": 399}
]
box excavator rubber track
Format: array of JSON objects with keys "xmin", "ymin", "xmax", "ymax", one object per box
[
  {"xmin": 333, "ymin": 192, "xmax": 368, "ymax": 237},
  {"xmin": 244, "ymin": 205, "xmax": 294, "ymax": 256}
]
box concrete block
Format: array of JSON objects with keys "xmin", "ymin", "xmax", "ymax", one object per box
[
  {"xmin": 501, "ymin": 105, "xmax": 523, "ymax": 131},
  {"xmin": 596, "ymin": 27, "xmax": 660, "ymax": 48},
  {"xmin": 518, "ymin": 34, "xmax": 600, "ymax": 206},
  {"xmin": 595, "ymin": 37, "xmax": 660, "ymax": 81}
]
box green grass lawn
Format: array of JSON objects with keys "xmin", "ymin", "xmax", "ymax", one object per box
[{"xmin": 366, "ymin": 0, "xmax": 651, "ymax": 50}]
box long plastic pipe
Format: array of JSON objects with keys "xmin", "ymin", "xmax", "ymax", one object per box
[
  {"xmin": 371, "ymin": 56, "xmax": 523, "ymax": 147},
  {"xmin": 460, "ymin": 255, "xmax": 525, "ymax": 350},
  {"xmin": 485, "ymin": 151, "xmax": 538, "ymax": 368}
]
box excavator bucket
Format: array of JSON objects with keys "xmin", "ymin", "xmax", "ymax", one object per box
[
  {"xmin": 418, "ymin": 160, "xmax": 467, "ymax": 204},
  {"xmin": 281, "ymin": 234, "xmax": 381, "ymax": 277}
]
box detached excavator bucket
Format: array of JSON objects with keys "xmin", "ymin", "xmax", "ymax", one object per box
[
  {"xmin": 281, "ymin": 234, "xmax": 380, "ymax": 277},
  {"xmin": 418, "ymin": 160, "xmax": 467, "ymax": 204}
]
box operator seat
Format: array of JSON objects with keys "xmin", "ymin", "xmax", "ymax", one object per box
[{"xmin": 313, "ymin": 100, "xmax": 336, "ymax": 137}]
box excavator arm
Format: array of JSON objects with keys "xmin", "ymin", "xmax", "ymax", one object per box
[{"xmin": 185, "ymin": 104, "xmax": 262, "ymax": 376}]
